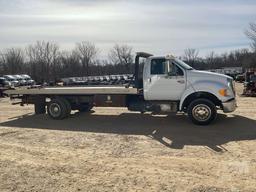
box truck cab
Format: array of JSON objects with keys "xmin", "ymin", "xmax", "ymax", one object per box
[{"xmin": 128, "ymin": 53, "xmax": 237, "ymax": 125}]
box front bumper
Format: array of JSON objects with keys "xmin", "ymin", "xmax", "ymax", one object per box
[{"xmin": 222, "ymin": 99, "xmax": 237, "ymax": 113}]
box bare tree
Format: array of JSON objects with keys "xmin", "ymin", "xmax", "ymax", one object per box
[
  {"xmin": 60, "ymin": 51, "xmax": 81, "ymax": 77},
  {"xmin": 245, "ymin": 22, "xmax": 256, "ymax": 51},
  {"xmin": 205, "ymin": 51, "xmax": 218, "ymax": 69},
  {"xmin": 75, "ymin": 41, "xmax": 99, "ymax": 76},
  {"xmin": 0, "ymin": 52, "xmax": 5, "ymax": 75},
  {"xmin": 0, "ymin": 48, "xmax": 24, "ymax": 74},
  {"xmin": 109, "ymin": 44, "xmax": 133, "ymax": 73},
  {"xmin": 183, "ymin": 48, "xmax": 199, "ymax": 67},
  {"xmin": 26, "ymin": 41, "xmax": 60, "ymax": 82}
]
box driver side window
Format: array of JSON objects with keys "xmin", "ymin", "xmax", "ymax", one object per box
[
  {"xmin": 150, "ymin": 59, "xmax": 184, "ymax": 76},
  {"xmin": 151, "ymin": 59, "xmax": 166, "ymax": 75}
]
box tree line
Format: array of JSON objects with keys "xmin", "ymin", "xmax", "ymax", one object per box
[
  {"xmin": 183, "ymin": 48, "xmax": 255, "ymax": 70},
  {"xmin": 0, "ymin": 42, "xmax": 135, "ymax": 83},
  {"xmin": 0, "ymin": 23, "xmax": 255, "ymax": 83}
]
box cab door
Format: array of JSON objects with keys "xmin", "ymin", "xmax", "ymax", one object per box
[{"xmin": 143, "ymin": 58, "xmax": 186, "ymax": 101}]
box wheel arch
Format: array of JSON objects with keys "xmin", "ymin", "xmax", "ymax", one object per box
[{"xmin": 180, "ymin": 91, "xmax": 222, "ymax": 111}]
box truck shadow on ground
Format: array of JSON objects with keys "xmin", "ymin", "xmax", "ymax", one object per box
[{"xmin": 1, "ymin": 112, "xmax": 256, "ymax": 152}]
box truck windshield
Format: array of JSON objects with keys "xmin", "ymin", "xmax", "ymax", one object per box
[{"xmin": 174, "ymin": 59, "xmax": 194, "ymax": 70}]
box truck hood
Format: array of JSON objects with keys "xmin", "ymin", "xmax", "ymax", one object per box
[
  {"xmin": 187, "ymin": 70, "xmax": 231, "ymax": 82},
  {"xmin": 185, "ymin": 69, "xmax": 235, "ymax": 101}
]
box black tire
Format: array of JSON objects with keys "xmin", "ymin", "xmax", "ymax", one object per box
[
  {"xmin": 78, "ymin": 103, "xmax": 93, "ymax": 112},
  {"xmin": 187, "ymin": 98, "xmax": 217, "ymax": 125},
  {"xmin": 60, "ymin": 97, "xmax": 71, "ymax": 116},
  {"xmin": 47, "ymin": 98, "xmax": 69, "ymax": 120},
  {"xmin": 34, "ymin": 96, "xmax": 46, "ymax": 114},
  {"xmin": 35, "ymin": 103, "xmax": 46, "ymax": 114}
]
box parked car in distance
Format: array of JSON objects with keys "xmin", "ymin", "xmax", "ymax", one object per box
[
  {"xmin": 13, "ymin": 75, "xmax": 27, "ymax": 86},
  {"xmin": 63, "ymin": 78, "xmax": 86, "ymax": 86},
  {"xmin": 3, "ymin": 75, "xmax": 19, "ymax": 86},
  {"xmin": 21, "ymin": 74, "xmax": 35, "ymax": 85},
  {"xmin": 235, "ymin": 74, "xmax": 245, "ymax": 83},
  {"xmin": 0, "ymin": 77, "xmax": 11, "ymax": 88}
]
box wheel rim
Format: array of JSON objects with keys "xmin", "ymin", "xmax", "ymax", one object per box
[
  {"xmin": 192, "ymin": 104, "xmax": 212, "ymax": 122},
  {"xmin": 49, "ymin": 103, "xmax": 61, "ymax": 118}
]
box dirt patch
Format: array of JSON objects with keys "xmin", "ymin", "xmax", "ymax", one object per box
[{"xmin": 0, "ymin": 83, "xmax": 255, "ymax": 191}]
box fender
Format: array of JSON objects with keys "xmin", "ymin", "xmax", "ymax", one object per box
[{"xmin": 179, "ymin": 80, "xmax": 230, "ymax": 111}]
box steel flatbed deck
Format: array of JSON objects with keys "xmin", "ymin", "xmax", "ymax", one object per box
[{"xmin": 5, "ymin": 86, "xmax": 138, "ymax": 95}]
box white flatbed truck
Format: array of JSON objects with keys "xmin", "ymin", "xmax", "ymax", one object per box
[{"xmin": 5, "ymin": 52, "xmax": 237, "ymax": 125}]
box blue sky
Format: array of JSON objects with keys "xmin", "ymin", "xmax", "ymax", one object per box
[{"xmin": 0, "ymin": 0, "xmax": 256, "ymax": 57}]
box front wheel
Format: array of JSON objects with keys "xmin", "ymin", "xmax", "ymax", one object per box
[{"xmin": 187, "ymin": 98, "xmax": 217, "ymax": 125}]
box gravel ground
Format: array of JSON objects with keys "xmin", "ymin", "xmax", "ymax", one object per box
[{"xmin": 0, "ymin": 83, "xmax": 255, "ymax": 192}]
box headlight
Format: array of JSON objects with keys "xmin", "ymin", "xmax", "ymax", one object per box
[
  {"xmin": 219, "ymin": 88, "xmax": 228, "ymax": 96},
  {"xmin": 219, "ymin": 88, "xmax": 233, "ymax": 97},
  {"xmin": 218, "ymin": 78, "xmax": 236, "ymax": 97}
]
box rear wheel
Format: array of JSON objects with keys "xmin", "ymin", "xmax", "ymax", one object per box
[
  {"xmin": 187, "ymin": 98, "xmax": 217, "ymax": 125},
  {"xmin": 47, "ymin": 98, "xmax": 71, "ymax": 119}
]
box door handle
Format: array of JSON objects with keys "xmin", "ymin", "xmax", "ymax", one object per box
[
  {"xmin": 177, "ymin": 80, "xmax": 185, "ymax": 84},
  {"xmin": 149, "ymin": 78, "xmax": 151, "ymax": 83}
]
